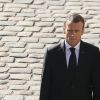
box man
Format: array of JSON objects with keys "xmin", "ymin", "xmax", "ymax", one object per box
[{"xmin": 39, "ymin": 13, "xmax": 100, "ymax": 100}]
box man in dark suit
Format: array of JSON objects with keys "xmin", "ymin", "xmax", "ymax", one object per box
[{"xmin": 39, "ymin": 13, "xmax": 100, "ymax": 100}]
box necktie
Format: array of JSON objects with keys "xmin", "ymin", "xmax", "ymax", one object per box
[{"xmin": 68, "ymin": 48, "xmax": 76, "ymax": 69}]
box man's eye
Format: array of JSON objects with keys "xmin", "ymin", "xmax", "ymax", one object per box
[
  {"xmin": 75, "ymin": 30, "xmax": 79, "ymax": 33},
  {"xmin": 67, "ymin": 30, "xmax": 80, "ymax": 33},
  {"xmin": 67, "ymin": 30, "xmax": 72, "ymax": 33}
]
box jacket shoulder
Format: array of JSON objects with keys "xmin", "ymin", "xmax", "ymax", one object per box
[
  {"xmin": 81, "ymin": 41, "xmax": 99, "ymax": 52},
  {"xmin": 47, "ymin": 42, "xmax": 61, "ymax": 52}
]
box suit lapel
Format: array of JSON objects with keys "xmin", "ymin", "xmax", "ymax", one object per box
[
  {"xmin": 59, "ymin": 40, "xmax": 68, "ymax": 70},
  {"xmin": 78, "ymin": 41, "xmax": 87, "ymax": 68}
]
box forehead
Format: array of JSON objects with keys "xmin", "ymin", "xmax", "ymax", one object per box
[{"xmin": 64, "ymin": 21, "xmax": 83, "ymax": 29}]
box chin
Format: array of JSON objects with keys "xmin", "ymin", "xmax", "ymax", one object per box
[{"xmin": 70, "ymin": 41, "xmax": 77, "ymax": 46}]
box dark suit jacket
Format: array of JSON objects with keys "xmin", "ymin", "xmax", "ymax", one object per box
[{"xmin": 39, "ymin": 40, "xmax": 100, "ymax": 100}]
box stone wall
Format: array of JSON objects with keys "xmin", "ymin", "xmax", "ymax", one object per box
[{"xmin": 0, "ymin": 0, "xmax": 100, "ymax": 100}]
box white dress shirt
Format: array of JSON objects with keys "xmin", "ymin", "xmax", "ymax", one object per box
[{"xmin": 65, "ymin": 41, "xmax": 80, "ymax": 67}]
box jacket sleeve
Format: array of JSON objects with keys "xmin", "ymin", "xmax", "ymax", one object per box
[{"xmin": 39, "ymin": 48, "xmax": 52, "ymax": 100}]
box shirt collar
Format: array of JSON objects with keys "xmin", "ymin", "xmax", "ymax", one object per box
[{"xmin": 65, "ymin": 40, "xmax": 80, "ymax": 51}]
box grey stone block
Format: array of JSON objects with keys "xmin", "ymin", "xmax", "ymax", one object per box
[
  {"xmin": 4, "ymin": 95, "xmax": 24, "ymax": 100},
  {"xmin": 14, "ymin": 0, "xmax": 33, "ymax": 4}
]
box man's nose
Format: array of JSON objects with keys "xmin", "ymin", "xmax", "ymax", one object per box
[{"xmin": 71, "ymin": 31, "xmax": 76, "ymax": 35}]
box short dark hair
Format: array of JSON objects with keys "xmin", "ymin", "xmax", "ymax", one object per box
[{"xmin": 65, "ymin": 13, "xmax": 85, "ymax": 28}]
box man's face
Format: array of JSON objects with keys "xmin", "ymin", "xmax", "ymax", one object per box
[{"xmin": 64, "ymin": 21, "xmax": 84, "ymax": 47}]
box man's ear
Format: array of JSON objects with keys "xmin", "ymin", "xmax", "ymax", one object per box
[
  {"xmin": 63, "ymin": 23, "xmax": 66, "ymax": 31},
  {"xmin": 81, "ymin": 29, "xmax": 84, "ymax": 35},
  {"xmin": 63, "ymin": 27, "xmax": 66, "ymax": 34}
]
